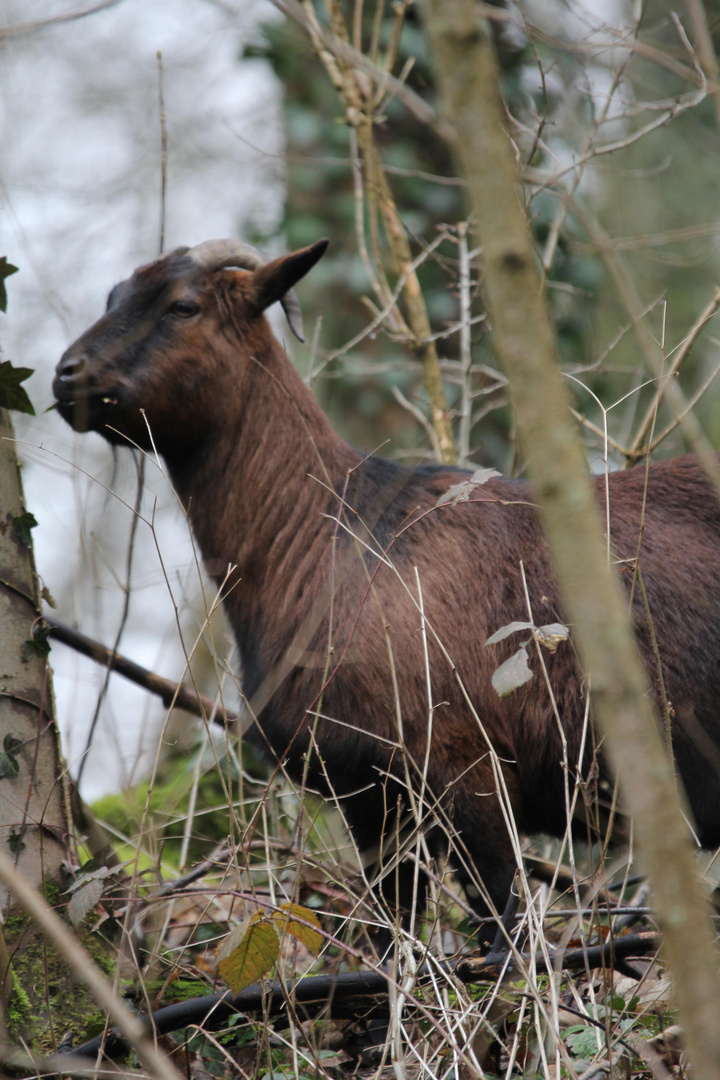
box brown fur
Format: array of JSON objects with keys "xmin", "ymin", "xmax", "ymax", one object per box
[{"xmin": 54, "ymin": 242, "xmax": 720, "ymax": 930}]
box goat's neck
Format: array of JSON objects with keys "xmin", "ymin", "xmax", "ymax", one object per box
[{"xmin": 167, "ymin": 333, "xmax": 359, "ymax": 607}]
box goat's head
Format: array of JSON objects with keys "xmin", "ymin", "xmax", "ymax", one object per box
[{"xmin": 53, "ymin": 238, "xmax": 328, "ymax": 455}]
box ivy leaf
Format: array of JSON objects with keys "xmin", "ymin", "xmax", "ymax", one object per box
[
  {"xmin": 0, "ymin": 360, "xmax": 35, "ymax": 415},
  {"xmin": 0, "ymin": 257, "xmax": 18, "ymax": 313},
  {"xmin": 12, "ymin": 511, "xmax": 38, "ymax": 547},
  {"xmin": 21, "ymin": 636, "xmax": 50, "ymax": 663},
  {"xmin": 436, "ymin": 467, "xmax": 502, "ymax": 507},
  {"xmin": 8, "ymin": 829, "xmax": 25, "ymax": 854},
  {"xmin": 272, "ymin": 903, "xmax": 323, "ymax": 955},
  {"xmin": 217, "ymin": 911, "xmax": 280, "ymax": 995},
  {"xmin": 491, "ymin": 646, "xmax": 534, "ymax": 698},
  {"xmin": 0, "ymin": 749, "xmax": 17, "ymax": 786},
  {"xmin": 565, "ymin": 1024, "xmax": 600, "ymax": 1061},
  {"xmin": 0, "ymin": 734, "xmax": 23, "ymax": 779}
]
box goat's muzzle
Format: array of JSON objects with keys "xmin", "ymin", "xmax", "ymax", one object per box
[{"xmin": 53, "ymin": 349, "xmax": 120, "ymax": 433}]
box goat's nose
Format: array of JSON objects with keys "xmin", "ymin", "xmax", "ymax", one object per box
[{"xmin": 56, "ymin": 353, "xmax": 86, "ymax": 380}]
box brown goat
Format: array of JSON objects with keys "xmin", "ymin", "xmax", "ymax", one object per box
[{"xmin": 53, "ymin": 239, "xmax": 720, "ymax": 935}]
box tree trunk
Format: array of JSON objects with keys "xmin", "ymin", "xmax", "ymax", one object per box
[
  {"xmin": 423, "ymin": 3, "xmax": 720, "ymax": 1077},
  {"xmin": 0, "ymin": 406, "xmax": 102, "ymax": 1050}
]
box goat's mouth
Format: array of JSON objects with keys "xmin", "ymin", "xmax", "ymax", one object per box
[{"xmin": 53, "ymin": 388, "xmax": 121, "ymax": 432}]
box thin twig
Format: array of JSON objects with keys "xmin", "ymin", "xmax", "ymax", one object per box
[
  {"xmin": 43, "ymin": 617, "xmax": 238, "ymax": 728},
  {"xmin": 0, "ymin": 0, "xmax": 124, "ymax": 40},
  {"xmin": 628, "ymin": 287, "xmax": 720, "ymax": 460},
  {"xmin": 267, "ymin": 0, "xmax": 453, "ymax": 139},
  {"xmin": 391, "ymin": 386, "xmax": 442, "ymax": 461},
  {"xmin": 685, "ymin": 0, "xmax": 720, "ymax": 131},
  {"xmin": 457, "ymin": 223, "xmax": 473, "ymax": 465},
  {"xmin": 68, "ymin": 931, "xmax": 662, "ymax": 1060},
  {"xmin": 649, "ymin": 353, "xmax": 720, "ymax": 454},
  {"xmin": 77, "ymin": 456, "xmax": 146, "ymax": 786}
]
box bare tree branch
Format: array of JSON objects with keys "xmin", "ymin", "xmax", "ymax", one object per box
[
  {"xmin": 44, "ymin": 617, "xmax": 240, "ymax": 730},
  {"xmin": 0, "ymin": 0, "xmax": 125, "ymax": 41}
]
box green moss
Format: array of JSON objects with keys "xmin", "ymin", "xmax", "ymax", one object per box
[
  {"xmin": 91, "ymin": 742, "xmax": 266, "ymax": 870},
  {"xmin": 162, "ymin": 978, "xmax": 211, "ymax": 1003},
  {"xmin": 7, "ymin": 972, "xmax": 31, "ymax": 1026},
  {"xmin": 3, "ymin": 909, "xmax": 26, "ymax": 935},
  {"xmin": 4, "ymin": 907, "xmax": 110, "ymax": 1050},
  {"xmin": 42, "ymin": 880, "xmax": 61, "ymax": 906}
]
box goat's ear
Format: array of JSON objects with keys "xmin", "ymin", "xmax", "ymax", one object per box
[{"xmin": 251, "ymin": 239, "xmax": 329, "ymax": 317}]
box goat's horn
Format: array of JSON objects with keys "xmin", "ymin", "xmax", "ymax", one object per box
[
  {"xmin": 187, "ymin": 239, "xmax": 305, "ymax": 342},
  {"xmin": 188, "ymin": 239, "xmax": 265, "ymax": 271}
]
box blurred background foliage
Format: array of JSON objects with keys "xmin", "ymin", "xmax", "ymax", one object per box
[{"xmin": 244, "ymin": 0, "xmax": 720, "ymax": 472}]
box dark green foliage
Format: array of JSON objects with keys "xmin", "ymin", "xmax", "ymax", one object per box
[
  {"xmin": 12, "ymin": 510, "xmax": 38, "ymax": 547},
  {"xmin": 0, "ymin": 257, "xmax": 35, "ymax": 414},
  {"xmin": 0, "ymin": 256, "xmax": 18, "ymax": 313},
  {"xmin": 92, "ymin": 739, "xmax": 266, "ymax": 870},
  {"xmin": 8, "ymin": 829, "xmax": 26, "ymax": 853},
  {"xmin": 0, "ymin": 734, "xmax": 23, "ymax": 779},
  {"xmin": 21, "ymin": 635, "xmax": 50, "ymax": 663},
  {"xmin": 244, "ymin": 6, "xmax": 720, "ymax": 472},
  {"xmin": 243, "ymin": 16, "xmax": 472, "ymax": 454},
  {"xmin": 0, "ymin": 360, "xmax": 35, "ymax": 415}
]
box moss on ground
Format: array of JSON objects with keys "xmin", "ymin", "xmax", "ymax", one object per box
[{"xmin": 4, "ymin": 905, "xmax": 112, "ymax": 1050}]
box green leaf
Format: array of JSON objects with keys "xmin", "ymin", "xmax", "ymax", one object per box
[
  {"xmin": 0, "ymin": 753, "xmax": 19, "ymax": 779},
  {"xmin": 66, "ymin": 865, "xmax": 112, "ymax": 893},
  {"xmin": 12, "ymin": 511, "xmax": 38, "ymax": 547},
  {"xmin": 8, "ymin": 829, "xmax": 25, "ymax": 854},
  {"xmin": 217, "ymin": 911, "xmax": 281, "ymax": 995},
  {"xmin": 0, "ymin": 735, "xmax": 23, "ymax": 779},
  {"xmin": 21, "ymin": 637, "xmax": 50, "ymax": 663},
  {"xmin": 0, "ymin": 360, "xmax": 35, "ymax": 415},
  {"xmin": 564, "ymin": 1023, "xmax": 599, "ymax": 1060},
  {"xmin": 0, "ymin": 257, "xmax": 18, "ymax": 313},
  {"xmin": 272, "ymin": 903, "xmax": 323, "ymax": 956},
  {"xmin": 4, "ymin": 735, "xmax": 23, "ymax": 756}
]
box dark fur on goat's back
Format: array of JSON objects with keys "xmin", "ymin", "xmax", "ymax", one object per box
[{"xmin": 54, "ymin": 241, "xmax": 720, "ymax": 926}]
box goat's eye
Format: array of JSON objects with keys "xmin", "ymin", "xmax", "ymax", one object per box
[{"xmin": 170, "ymin": 300, "xmax": 199, "ymax": 318}]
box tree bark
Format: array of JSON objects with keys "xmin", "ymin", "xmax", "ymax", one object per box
[
  {"xmin": 0, "ymin": 406, "xmax": 96, "ymax": 1048},
  {"xmin": 0, "ymin": 408, "xmax": 70, "ymax": 895},
  {"xmin": 423, "ymin": 3, "xmax": 720, "ymax": 1077}
]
